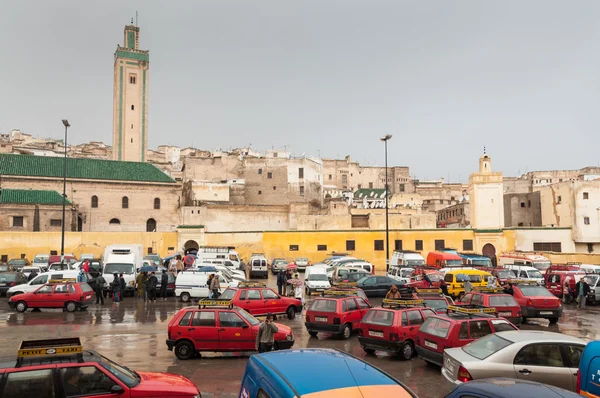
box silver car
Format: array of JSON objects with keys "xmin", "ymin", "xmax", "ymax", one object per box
[
  {"xmin": 442, "ymin": 330, "xmax": 585, "ymax": 391},
  {"xmin": 295, "ymin": 257, "xmax": 310, "ymax": 271},
  {"xmin": 271, "ymin": 258, "xmax": 289, "ymax": 274}
]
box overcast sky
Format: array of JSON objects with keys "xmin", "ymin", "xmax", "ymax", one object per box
[{"xmin": 2, "ymin": 1, "xmax": 600, "ymax": 181}]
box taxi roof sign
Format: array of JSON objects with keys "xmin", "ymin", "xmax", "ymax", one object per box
[
  {"xmin": 17, "ymin": 338, "xmax": 83, "ymax": 366},
  {"xmin": 48, "ymin": 278, "xmax": 77, "ymax": 283},
  {"xmin": 508, "ymin": 279, "xmax": 539, "ymax": 285},
  {"xmin": 472, "ymin": 286, "xmax": 504, "ymax": 293},
  {"xmin": 447, "ymin": 305, "xmax": 496, "ymax": 315},
  {"xmin": 322, "ymin": 288, "xmax": 359, "ymax": 297},
  {"xmin": 333, "ymin": 282, "xmax": 358, "ymax": 288},
  {"xmin": 382, "ymin": 298, "xmax": 424, "ymax": 308},
  {"xmin": 237, "ymin": 282, "xmax": 267, "ymax": 288},
  {"xmin": 198, "ymin": 299, "xmax": 233, "ymax": 308}
]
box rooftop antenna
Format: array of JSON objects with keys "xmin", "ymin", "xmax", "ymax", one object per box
[{"xmin": 483, "ymin": 145, "xmax": 486, "ymax": 155}]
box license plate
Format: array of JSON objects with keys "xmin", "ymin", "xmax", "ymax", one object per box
[
  {"xmin": 425, "ymin": 341, "xmax": 438, "ymax": 349},
  {"xmin": 540, "ymin": 311, "xmax": 553, "ymax": 315},
  {"xmin": 499, "ymin": 311, "xmax": 512, "ymax": 317},
  {"xmin": 369, "ymin": 331, "xmax": 384, "ymax": 338},
  {"xmin": 315, "ymin": 317, "xmax": 327, "ymax": 322}
]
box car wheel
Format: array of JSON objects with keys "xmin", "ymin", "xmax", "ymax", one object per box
[
  {"xmin": 287, "ymin": 306, "xmax": 296, "ymax": 320},
  {"xmin": 308, "ymin": 331, "xmax": 318, "ymax": 337},
  {"xmin": 180, "ymin": 292, "xmax": 191, "ymax": 302},
  {"xmin": 65, "ymin": 301, "xmax": 77, "ymax": 313},
  {"xmin": 399, "ymin": 341, "xmax": 414, "ymax": 360},
  {"xmin": 549, "ymin": 317, "xmax": 559, "ymax": 324},
  {"xmin": 15, "ymin": 301, "xmax": 28, "ymax": 313},
  {"xmin": 362, "ymin": 346, "xmax": 375, "ymax": 355},
  {"xmin": 341, "ymin": 324, "xmax": 352, "ymax": 340},
  {"xmin": 273, "ymin": 342, "xmax": 280, "ymax": 351},
  {"xmin": 174, "ymin": 341, "xmax": 195, "ymax": 360}
]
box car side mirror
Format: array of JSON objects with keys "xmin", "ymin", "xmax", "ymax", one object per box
[
  {"xmin": 242, "ymin": 324, "xmax": 249, "ymax": 329},
  {"xmin": 110, "ymin": 385, "xmax": 125, "ymax": 394}
]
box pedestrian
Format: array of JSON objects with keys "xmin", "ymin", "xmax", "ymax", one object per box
[
  {"xmin": 385, "ymin": 285, "xmax": 401, "ymax": 299},
  {"xmin": 209, "ymin": 273, "xmax": 220, "ymax": 299},
  {"xmin": 576, "ymin": 277, "xmax": 591, "ymax": 309},
  {"xmin": 563, "ymin": 276, "xmax": 572, "ymax": 304},
  {"xmin": 111, "ymin": 273, "xmax": 121, "ymax": 304},
  {"xmin": 147, "ymin": 272, "xmax": 158, "ymax": 302},
  {"xmin": 28, "ymin": 269, "xmax": 38, "ymax": 282},
  {"xmin": 207, "ymin": 273, "xmax": 214, "ymax": 298},
  {"xmin": 175, "ymin": 255, "xmax": 184, "ymax": 274},
  {"xmin": 440, "ymin": 279, "xmax": 449, "ymax": 296},
  {"xmin": 136, "ymin": 272, "xmax": 147, "ymax": 299},
  {"xmin": 256, "ymin": 313, "xmax": 278, "ymax": 353},
  {"xmin": 423, "ymin": 273, "xmax": 432, "ymax": 288},
  {"xmin": 77, "ymin": 269, "xmax": 86, "ymax": 283},
  {"xmin": 464, "ymin": 279, "xmax": 473, "ymax": 294},
  {"xmin": 276, "ymin": 270, "xmax": 286, "ymax": 295},
  {"xmin": 95, "ymin": 274, "xmax": 106, "ymax": 305},
  {"xmin": 503, "ymin": 282, "xmax": 514, "ymax": 296},
  {"xmin": 119, "ymin": 273, "xmax": 126, "ymax": 301},
  {"xmin": 160, "ymin": 271, "xmax": 169, "ymax": 300},
  {"xmin": 82, "ymin": 260, "xmax": 90, "ymax": 273}
]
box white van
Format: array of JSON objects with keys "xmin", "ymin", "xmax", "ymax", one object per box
[
  {"xmin": 175, "ymin": 271, "xmax": 238, "ymax": 302},
  {"xmin": 339, "ymin": 261, "xmax": 374, "ymax": 274},
  {"xmin": 580, "ymin": 264, "xmax": 600, "ymax": 274},
  {"xmin": 503, "ymin": 265, "xmax": 545, "ymax": 285},
  {"xmin": 304, "ymin": 267, "xmax": 330, "ymax": 295},
  {"xmin": 310, "ymin": 263, "xmax": 335, "ymax": 280},
  {"xmin": 390, "ymin": 251, "xmax": 426, "ymax": 267},
  {"xmin": 102, "ymin": 244, "xmax": 142, "ymax": 296},
  {"xmin": 387, "ymin": 266, "xmax": 414, "ymax": 284},
  {"xmin": 196, "ymin": 246, "xmax": 242, "ymax": 270},
  {"xmin": 249, "ymin": 254, "xmax": 268, "ymax": 279},
  {"xmin": 6, "ymin": 270, "xmax": 80, "ymax": 297},
  {"xmin": 498, "ymin": 253, "xmax": 551, "ymax": 271}
]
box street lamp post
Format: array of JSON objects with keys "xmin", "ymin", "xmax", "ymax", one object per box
[
  {"xmin": 61, "ymin": 119, "xmax": 70, "ymax": 266},
  {"xmin": 380, "ymin": 134, "xmax": 392, "ymax": 272}
]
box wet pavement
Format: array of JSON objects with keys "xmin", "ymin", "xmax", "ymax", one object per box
[{"xmin": 1, "ymin": 275, "xmax": 599, "ymax": 397}]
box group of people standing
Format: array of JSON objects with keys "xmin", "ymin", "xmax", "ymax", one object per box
[
  {"xmin": 276, "ymin": 269, "xmax": 300, "ymax": 297},
  {"xmin": 135, "ymin": 271, "xmax": 172, "ymax": 302}
]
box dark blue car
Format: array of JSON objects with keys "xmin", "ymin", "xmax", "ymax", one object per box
[{"xmin": 446, "ymin": 378, "xmax": 582, "ymax": 398}]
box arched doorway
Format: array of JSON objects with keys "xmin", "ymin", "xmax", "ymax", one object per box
[
  {"xmin": 184, "ymin": 240, "xmax": 199, "ymax": 255},
  {"xmin": 482, "ymin": 243, "xmax": 497, "ymax": 267},
  {"xmin": 77, "ymin": 216, "xmax": 83, "ymax": 232},
  {"xmin": 146, "ymin": 218, "xmax": 157, "ymax": 232}
]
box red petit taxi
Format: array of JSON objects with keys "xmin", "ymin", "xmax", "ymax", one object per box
[
  {"xmin": 0, "ymin": 337, "xmax": 200, "ymax": 397},
  {"xmin": 415, "ymin": 305, "xmax": 518, "ymax": 367},
  {"xmin": 510, "ymin": 281, "xmax": 563, "ymax": 323},
  {"xmin": 8, "ymin": 279, "xmax": 94, "ymax": 313},
  {"xmin": 457, "ymin": 286, "xmax": 522, "ymax": 325},
  {"xmin": 219, "ymin": 282, "xmax": 303, "ymax": 320},
  {"xmin": 305, "ymin": 287, "xmax": 372, "ymax": 339},
  {"xmin": 415, "ymin": 288, "xmax": 454, "ymax": 314},
  {"xmin": 357, "ymin": 298, "xmax": 436, "ymax": 360},
  {"xmin": 167, "ymin": 299, "xmax": 294, "ymax": 359}
]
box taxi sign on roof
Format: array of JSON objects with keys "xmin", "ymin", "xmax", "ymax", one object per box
[
  {"xmin": 17, "ymin": 338, "xmax": 82, "ymax": 360},
  {"xmin": 237, "ymin": 282, "xmax": 267, "ymax": 288},
  {"xmin": 198, "ymin": 299, "xmax": 233, "ymax": 308},
  {"xmin": 322, "ymin": 289, "xmax": 358, "ymax": 296},
  {"xmin": 508, "ymin": 279, "xmax": 539, "ymax": 285},
  {"xmin": 415, "ymin": 288, "xmax": 442, "ymax": 294},
  {"xmin": 334, "ymin": 282, "xmax": 358, "ymax": 288},
  {"xmin": 48, "ymin": 278, "xmax": 77, "ymax": 283},
  {"xmin": 447, "ymin": 305, "xmax": 496, "ymax": 314},
  {"xmin": 472, "ymin": 286, "xmax": 503, "ymax": 293},
  {"xmin": 382, "ymin": 298, "xmax": 424, "ymax": 307}
]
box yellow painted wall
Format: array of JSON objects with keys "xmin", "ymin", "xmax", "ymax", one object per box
[
  {"xmin": 535, "ymin": 251, "xmax": 600, "ymax": 265},
  {"xmin": 0, "ymin": 232, "xmax": 178, "ymax": 260}
]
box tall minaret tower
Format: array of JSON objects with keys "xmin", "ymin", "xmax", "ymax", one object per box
[{"xmin": 112, "ymin": 21, "xmax": 149, "ymax": 162}]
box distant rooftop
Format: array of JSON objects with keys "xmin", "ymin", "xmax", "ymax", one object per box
[{"xmin": 0, "ymin": 189, "xmax": 69, "ymax": 205}]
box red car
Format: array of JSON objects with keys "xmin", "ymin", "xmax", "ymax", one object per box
[
  {"xmin": 219, "ymin": 282, "xmax": 303, "ymax": 320},
  {"xmin": 415, "ymin": 305, "xmax": 518, "ymax": 366},
  {"xmin": 167, "ymin": 299, "xmax": 294, "ymax": 359},
  {"xmin": 1, "ymin": 337, "xmax": 200, "ymax": 397},
  {"xmin": 492, "ymin": 268, "xmax": 517, "ymax": 286},
  {"xmin": 511, "ymin": 282, "xmax": 563, "ymax": 323},
  {"xmin": 415, "ymin": 288, "xmax": 454, "ymax": 314},
  {"xmin": 357, "ymin": 299, "xmax": 436, "ymax": 360},
  {"xmin": 545, "ymin": 270, "xmax": 586, "ymax": 297},
  {"xmin": 305, "ymin": 288, "xmax": 372, "ymax": 339},
  {"xmin": 8, "ymin": 280, "xmax": 94, "ymax": 313},
  {"xmin": 457, "ymin": 287, "xmax": 522, "ymax": 325}
]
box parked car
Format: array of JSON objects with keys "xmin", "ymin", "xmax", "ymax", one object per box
[
  {"xmin": 9, "ymin": 281, "xmax": 94, "ymax": 312},
  {"xmin": 295, "ymin": 257, "xmax": 310, "ymax": 271},
  {"xmin": 6, "ymin": 270, "xmax": 82, "ymax": 297},
  {"xmin": 415, "ymin": 288, "xmax": 455, "ymax": 314},
  {"xmin": 0, "ymin": 272, "xmax": 28, "ymax": 296},
  {"xmin": 511, "ymin": 282, "xmax": 562, "ymax": 323},
  {"xmin": 7, "ymin": 259, "xmax": 30, "ymax": 270},
  {"xmin": 304, "ymin": 270, "xmax": 331, "ymax": 295},
  {"xmin": 271, "ymin": 258, "xmax": 289, "ymax": 274},
  {"xmin": 32, "ymin": 254, "xmax": 50, "ymax": 270},
  {"xmin": 219, "ymin": 283, "xmax": 303, "ymax": 319},
  {"xmin": 356, "ymin": 275, "xmax": 399, "ymax": 297},
  {"xmin": 446, "ymin": 378, "xmax": 583, "ymax": 398},
  {"xmin": 21, "ymin": 266, "xmax": 44, "ymax": 278},
  {"xmin": 458, "ymin": 287, "xmax": 522, "ymax": 325}
]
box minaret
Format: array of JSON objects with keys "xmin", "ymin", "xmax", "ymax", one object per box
[
  {"xmin": 112, "ymin": 20, "xmax": 149, "ymax": 162},
  {"xmin": 468, "ymin": 149, "xmax": 505, "ymax": 229}
]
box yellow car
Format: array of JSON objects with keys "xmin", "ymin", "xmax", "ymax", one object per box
[{"xmin": 443, "ymin": 269, "xmax": 492, "ymax": 298}]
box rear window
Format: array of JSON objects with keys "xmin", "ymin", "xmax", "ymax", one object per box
[
  {"xmin": 420, "ymin": 317, "xmax": 452, "ymax": 338},
  {"xmin": 423, "ymin": 298, "xmax": 448, "ymax": 311},
  {"xmin": 462, "ymin": 334, "xmax": 512, "ymax": 360},
  {"xmin": 362, "ymin": 309, "xmax": 394, "ymax": 326},
  {"xmin": 309, "ymin": 299, "xmax": 337, "ymax": 312},
  {"xmin": 518, "ymin": 286, "xmax": 555, "ymax": 297},
  {"xmin": 219, "ymin": 289, "xmax": 236, "ymax": 300},
  {"xmin": 80, "ymin": 283, "xmax": 93, "ymax": 293},
  {"xmin": 0, "ymin": 274, "xmax": 18, "ymax": 282},
  {"xmin": 489, "ymin": 295, "xmax": 518, "ymax": 307}
]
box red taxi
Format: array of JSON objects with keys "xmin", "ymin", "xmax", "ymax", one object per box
[
  {"xmin": 8, "ymin": 280, "xmax": 94, "ymax": 313},
  {"xmin": 511, "ymin": 281, "xmax": 563, "ymax": 323},
  {"xmin": 0, "ymin": 337, "xmax": 200, "ymax": 397},
  {"xmin": 545, "ymin": 265, "xmax": 586, "ymax": 297},
  {"xmin": 415, "ymin": 305, "xmax": 518, "ymax": 367},
  {"xmin": 407, "ymin": 269, "xmax": 443, "ymax": 289},
  {"xmin": 219, "ymin": 282, "xmax": 303, "ymax": 320},
  {"xmin": 357, "ymin": 298, "xmax": 435, "ymax": 360},
  {"xmin": 457, "ymin": 286, "xmax": 522, "ymax": 325},
  {"xmin": 492, "ymin": 268, "xmax": 516, "ymax": 286},
  {"xmin": 415, "ymin": 288, "xmax": 454, "ymax": 314},
  {"xmin": 305, "ymin": 288, "xmax": 371, "ymax": 339},
  {"xmin": 167, "ymin": 299, "xmax": 294, "ymax": 359}
]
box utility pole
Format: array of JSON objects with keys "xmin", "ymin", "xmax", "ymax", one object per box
[
  {"xmin": 380, "ymin": 134, "xmax": 392, "ymax": 271},
  {"xmin": 61, "ymin": 120, "xmax": 70, "ymax": 266}
]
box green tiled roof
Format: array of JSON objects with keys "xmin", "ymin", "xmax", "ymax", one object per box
[
  {"xmin": 0, "ymin": 154, "xmax": 175, "ymax": 183},
  {"xmin": 354, "ymin": 188, "xmax": 388, "ymax": 199},
  {"xmin": 0, "ymin": 189, "xmax": 70, "ymax": 205}
]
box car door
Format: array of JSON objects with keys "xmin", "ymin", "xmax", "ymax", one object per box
[
  {"xmin": 217, "ymin": 311, "xmax": 253, "ymax": 351},
  {"xmin": 377, "ymin": 277, "xmax": 394, "ymax": 296},
  {"xmin": 513, "ymin": 343, "xmax": 574, "ymax": 390},
  {"xmin": 458, "ymin": 293, "xmax": 474, "ymax": 305},
  {"xmin": 360, "ymin": 277, "xmax": 378, "ymax": 296},
  {"xmin": 59, "ymin": 365, "xmax": 131, "ymax": 398},
  {"xmin": 240, "ymin": 289, "xmax": 263, "ymax": 315},
  {"xmin": 189, "ymin": 310, "xmax": 219, "ymax": 350},
  {"xmin": 51, "ymin": 283, "xmax": 74, "ymax": 308},
  {"xmin": 563, "ymin": 344, "xmax": 585, "ymax": 391},
  {"xmin": 356, "ymin": 297, "xmax": 371, "ymax": 317},
  {"xmin": 406, "ymin": 310, "xmax": 425, "ymax": 339},
  {"xmin": 29, "ymin": 284, "xmax": 54, "ymax": 307},
  {"xmin": 261, "ymin": 289, "xmax": 284, "ymax": 314},
  {"xmin": 344, "ymin": 298, "xmax": 362, "ymax": 328},
  {"xmin": 1, "ymin": 368, "xmax": 59, "ymax": 397}
]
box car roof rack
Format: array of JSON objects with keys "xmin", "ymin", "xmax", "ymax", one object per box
[
  {"xmin": 446, "ymin": 305, "xmax": 496, "ymax": 317},
  {"xmin": 508, "ymin": 279, "xmax": 539, "ymax": 285},
  {"xmin": 471, "ymin": 286, "xmax": 504, "ymax": 293},
  {"xmin": 198, "ymin": 299, "xmax": 234, "ymax": 309},
  {"xmin": 415, "ymin": 288, "xmax": 443, "ymax": 297},
  {"xmin": 332, "ymin": 282, "xmax": 358, "ymax": 288},
  {"xmin": 382, "ymin": 298, "xmax": 424, "ymax": 308},
  {"xmin": 237, "ymin": 282, "xmax": 267, "ymax": 288},
  {"xmin": 322, "ymin": 288, "xmax": 359, "ymax": 297},
  {"xmin": 16, "ymin": 337, "xmax": 83, "ymax": 367},
  {"xmin": 48, "ymin": 278, "xmax": 77, "ymax": 283}
]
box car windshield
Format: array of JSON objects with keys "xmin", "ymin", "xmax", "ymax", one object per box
[
  {"xmin": 237, "ymin": 308, "xmax": 260, "ymax": 326},
  {"xmin": 462, "ymin": 334, "xmax": 512, "ymax": 360},
  {"xmin": 519, "ymin": 286, "xmax": 555, "ymax": 297},
  {"xmin": 420, "ymin": 317, "xmax": 452, "ymax": 338},
  {"xmin": 362, "ymin": 309, "xmax": 394, "ymax": 326},
  {"xmin": 497, "ymin": 270, "xmax": 515, "ymax": 279},
  {"xmin": 423, "ymin": 298, "xmax": 448, "ymax": 310},
  {"xmin": 528, "ymin": 270, "xmax": 543, "ymax": 279},
  {"xmin": 533, "ymin": 261, "xmax": 551, "ymax": 271},
  {"xmin": 0, "ymin": 273, "xmax": 18, "ymax": 282},
  {"xmin": 33, "ymin": 257, "xmax": 48, "ymax": 263},
  {"xmin": 8, "ymin": 260, "xmax": 27, "ymax": 266},
  {"xmin": 0, "ymin": 265, "xmax": 9, "ymax": 272},
  {"xmin": 406, "ymin": 260, "xmax": 425, "ymax": 266},
  {"xmin": 309, "ymin": 274, "xmax": 328, "ymax": 281},
  {"xmin": 297, "ymin": 258, "xmax": 308, "ymax": 262},
  {"xmin": 104, "ymin": 263, "xmax": 134, "ymax": 275},
  {"xmin": 80, "ymin": 283, "xmax": 93, "ymax": 292},
  {"xmin": 426, "ymin": 273, "xmax": 442, "ymax": 282},
  {"xmin": 446, "ymin": 260, "xmax": 463, "ymax": 266},
  {"xmin": 274, "ymin": 260, "xmax": 287, "ymax": 265},
  {"xmin": 309, "ymin": 299, "xmax": 337, "ymax": 312},
  {"xmin": 99, "ymin": 355, "xmax": 140, "ymax": 388},
  {"xmin": 471, "ymin": 259, "xmax": 492, "ymax": 267},
  {"xmin": 489, "ymin": 295, "xmax": 518, "ymax": 307},
  {"xmin": 349, "ymin": 273, "xmax": 369, "ymax": 281},
  {"xmin": 468, "ymin": 275, "xmax": 483, "ymax": 283},
  {"xmin": 584, "ymin": 275, "xmax": 599, "ymax": 286},
  {"xmin": 219, "ymin": 289, "xmax": 236, "ymax": 300},
  {"xmin": 400, "ymin": 269, "xmax": 414, "ymax": 278}
]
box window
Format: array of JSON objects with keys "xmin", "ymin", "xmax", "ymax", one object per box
[
  {"xmin": 218, "ymin": 312, "xmax": 246, "ymax": 328},
  {"xmin": 258, "ymin": 190, "xmax": 262, "ymax": 195},
  {"xmin": 374, "ymin": 240, "xmax": 384, "ymax": 251},
  {"xmin": 399, "ymin": 184, "xmax": 405, "ymax": 192},
  {"xmin": 146, "ymin": 218, "xmax": 157, "ymax": 232},
  {"xmin": 394, "ymin": 240, "xmax": 403, "ymax": 251},
  {"xmin": 91, "ymin": 195, "xmax": 98, "ymax": 208},
  {"xmin": 109, "ymin": 218, "xmax": 120, "ymax": 225},
  {"xmin": 415, "ymin": 240, "xmax": 423, "ymax": 251},
  {"xmin": 463, "ymin": 240, "xmax": 473, "ymax": 251},
  {"xmin": 434, "ymin": 240, "xmax": 445, "ymax": 251},
  {"xmin": 50, "ymin": 219, "xmax": 62, "ymax": 227},
  {"xmin": 192, "ymin": 311, "xmax": 216, "ymax": 326},
  {"xmin": 31, "ymin": 275, "xmax": 48, "ymax": 285},
  {"xmin": 533, "ymin": 242, "xmax": 562, "ymax": 252},
  {"xmin": 420, "ymin": 317, "xmax": 451, "ymax": 338},
  {"xmin": 309, "ymin": 299, "xmax": 336, "ymax": 312},
  {"xmin": 178, "ymin": 312, "xmax": 192, "ymax": 326},
  {"xmin": 153, "ymin": 198, "xmax": 161, "ymax": 209},
  {"xmin": 345, "ymin": 299, "xmax": 358, "ymax": 311},
  {"xmin": 3, "ymin": 369, "xmax": 55, "ymax": 398},
  {"xmin": 54, "ymin": 284, "xmax": 75, "ymax": 294},
  {"xmin": 401, "ymin": 312, "xmax": 408, "ymax": 327},
  {"xmin": 299, "ymin": 186, "xmax": 304, "ymax": 196},
  {"xmin": 357, "ymin": 184, "xmax": 362, "ymax": 189},
  {"xmin": 584, "ymin": 192, "xmax": 589, "ymax": 200},
  {"xmin": 262, "ymin": 289, "xmax": 278, "ymax": 299},
  {"xmin": 12, "ymin": 216, "xmax": 24, "ymax": 227},
  {"xmin": 368, "ymin": 182, "xmax": 373, "ymax": 189},
  {"xmin": 257, "ymin": 389, "xmax": 271, "ymax": 398},
  {"xmin": 342, "ymin": 175, "xmax": 348, "ymax": 186},
  {"xmin": 458, "ymin": 322, "xmax": 469, "ymax": 339},
  {"xmin": 247, "ymin": 290, "xmax": 262, "ymax": 300},
  {"xmin": 362, "ymin": 309, "xmax": 394, "ymax": 326},
  {"xmin": 267, "ymin": 172, "xmax": 273, "ymax": 179},
  {"xmin": 258, "ymin": 168, "xmax": 262, "ymax": 175},
  {"xmin": 351, "ymin": 215, "xmax": 369, "ymax": 228},
  {"xmin": 567, "ymin": 345, "xmax": 585, "ymax": 368},
  {"xmin": 131, "ymin": 124, "xmax": 134, "ymax": 129},
  {"xmin": 407, "ymin": 310, "xmax": 424, "ymax": 326},
  {"xmin": 122, "ymin": 196, "xmax": 129, "ymax": 209},
  {"xmin": 584, "ymin": 217, "xmax": 590, "ymax": 225},
  {"xmin": 588, "ymin": 243, "xmax": 595, "ymax": 253},
  {"xmin": 557, "ymin": 196, "xmax": 562, "ymax": 204},
  {"xmin": 299, "ymin": 167, "xmax": 304, "ymax": 178},
  {"xmin": 328, "ymin": 174, "xmax": 332, "ymax": 180},
  {"xmin": 346, "ymin": 240, "xmax": 356, "ymax": 251},
  {"xmin": 518, "ymin": 222, "xmax": 524, "ymax": 227},
  {"xmin": 317, "ymin": 245, "xmax": 327, "ymax": 251},
  {"xmin": 273, "ymin": 186, "xmax": 276, "ymax": 190},
  {"xmin": 289, "ymin": 245, "xmax": 299, "ymax": 251},
  {"xmin": 61, "ymin": 366, "xmax": 117, "ymax": 397},
  {"xmin": 357, "ymin": 298, "xmax": 370, "ymax": 309},
  {"xmin": 514, "ymin": 344, "xmax": 565, "ymax": 367},
  {"xmin": 129, "ymin": 74, "xmax": 136, "ymax": 84},
  {"xmin": 520, "ymin": 202, "xmax": 525, "ymax": 208},
  {"xmin": 131, "ymin": 105, "xmax": 134, "ymax": 110}
]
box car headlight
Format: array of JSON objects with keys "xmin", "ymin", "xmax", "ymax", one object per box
[
  {"xmin": 591, "ymin": 289, "xmax": 595, "ymax": 294},
  {"xmin": 286, "ymin": 334, "xmax": 293, "ymax": 341}
]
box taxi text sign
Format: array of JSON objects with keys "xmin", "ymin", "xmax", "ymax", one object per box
[{"xmin": 19, "ymin": 345, "xmax": 82, "ymax": 357}]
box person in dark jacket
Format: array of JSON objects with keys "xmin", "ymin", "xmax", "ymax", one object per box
[
  {"xmin": 111, "ymin": 273, "xmax": 121, "ymax": 304},
  {"xmin": 119, "ymin": 274, "xmax": 126, "ymax": 300},
  {"xmin": 160, "ymin": 272, "xmax": 169, "ymax": 300},
  {"xmin": 146, "ymin": 272, "xmax": 158, "ymax": 302},
  {"xmin": 575, "ymin": 277, "xmax": 591, "ymax": 309},
  {"xmin": 276, "ymin": 270, "xmax": 286, "ymax": 295},
  {"xmin": 440, "ymin": 279, "xmax": 449, "ymax": 296},
  {"xmin": 94, "ymin": 274, "xmax": 106, "ymax": 305},
  {"xmin": 503, "ymin": 282, "xmax": 514, "ymax": 296},
  {"xmin": 27, "ymin": 270, "xmax": 38, "ymax": 282}
]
